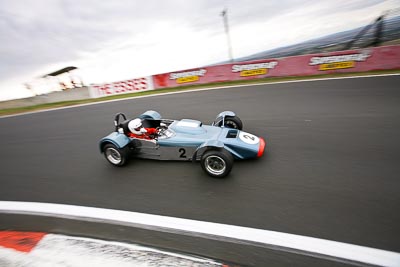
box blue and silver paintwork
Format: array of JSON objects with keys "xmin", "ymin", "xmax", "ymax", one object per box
[{"xmin": 99, "ymin": 111, "xmax": 265, "ymax": 161}]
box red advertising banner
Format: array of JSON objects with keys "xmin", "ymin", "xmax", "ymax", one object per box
[
  {"xmin": 89, "ymin": 77, "xmax": 154, "ymax": 98},
  {"xmin": 153, "ymin": 45, "xmax": 400, "ymax": 89}
]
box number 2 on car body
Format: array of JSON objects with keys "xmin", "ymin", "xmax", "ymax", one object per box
[
  {"xmin": 179, "ymin": 148, "xmax": 186, "ymax": 158},
  {"xmin": 239, "ymin": 132, "xmax": 259, "ymax": 145}
]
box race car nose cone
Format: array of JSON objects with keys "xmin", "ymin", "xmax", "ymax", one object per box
[{"xmin": 257, "ymin": 138, "xmax": 266, "ymax": 158}]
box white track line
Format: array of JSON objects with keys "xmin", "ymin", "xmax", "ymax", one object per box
[
  {"xmin": 1, "ymin": 73, "xmax": 399, "ymax": 119},
  {"xmin": 1, "ymin": 201, "xmax": 399, "ymax": 267}
]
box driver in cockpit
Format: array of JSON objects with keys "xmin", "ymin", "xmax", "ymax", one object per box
[{"xmin": 127, "ymin": 118, "xmax": 157, "ymax": 140}]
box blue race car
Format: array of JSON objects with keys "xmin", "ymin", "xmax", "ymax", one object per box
[{"xmin": 99, "ymin": 110, "xmax": 265, "ymax": 178}]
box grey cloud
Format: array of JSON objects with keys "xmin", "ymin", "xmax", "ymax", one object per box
[{"xmin": 0, "ymin": 0, "xmax": 391, "ymax": 83}]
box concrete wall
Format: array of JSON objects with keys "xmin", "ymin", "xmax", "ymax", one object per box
[{"xmin": 0, "ymin": 87, "xmax": 90, "ymax": 109}]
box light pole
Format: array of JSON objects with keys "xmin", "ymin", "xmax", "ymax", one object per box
[{"xmin": 221, "ymin": 8, "xmax": 234, "ymax": 62}]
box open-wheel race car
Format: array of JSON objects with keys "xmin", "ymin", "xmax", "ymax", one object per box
[{"xmin": 99, "ymin": 110, "xmax": 265, "ymax": 178}]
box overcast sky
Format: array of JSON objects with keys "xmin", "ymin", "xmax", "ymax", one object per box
[{"xmin": 0, "ymin": 0, "xmax": 399, "ymax": 100}]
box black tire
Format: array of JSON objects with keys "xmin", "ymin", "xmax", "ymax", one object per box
[
  {"xmin": 217, "ymin": 116, "xmax": 243, "ymax": 130},
  {"xmin": 201, "ymin": 149, "xmax": 234, "ymax": 178},
  {"xmin": 103, "ymin": 144, "xmax": 128, "ymax": 166}
]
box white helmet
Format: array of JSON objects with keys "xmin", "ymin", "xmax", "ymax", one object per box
[{"xmin": 128, "ymin": 118, "xmax": 146, "ymax": 135}]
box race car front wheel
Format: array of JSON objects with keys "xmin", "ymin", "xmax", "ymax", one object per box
[
  {"xmin": 215, "ymin": 115, "xmax": 243, "ymax": 130},
  {"xmin": 201, "ymin": 149, "xmax": 234, "ymax": 178},
  {"xmin": 224, "ymin": 116, "xmax": 243, "ymax": 130},
  {"xmin": 103, "ymin": 144, "xmax": 128, "ymax": 166}
]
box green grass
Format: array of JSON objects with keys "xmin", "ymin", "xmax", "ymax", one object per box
[{"xmin": 1, "ymin": 69, "xmax": 399, "ymax": 116}]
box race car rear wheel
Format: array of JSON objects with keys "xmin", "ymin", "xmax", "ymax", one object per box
[
  {"xmin": 201, "ymin": 149, "xmax": 234, "ymax": 178},
  {"xmin": 103, "ymin": 144, "xmax": 128, "ymax": 166}
]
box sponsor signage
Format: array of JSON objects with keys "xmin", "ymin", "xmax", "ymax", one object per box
[
  {"xmin": 151, "ymin": 45, "xmax": 400, "ymax": 90},
  {"xmin": 169, "ymin": 69, "xmax": 207, "ymax": 84},
  {"xmin": 309, "ymin": 52, "xmax": 370, "ymax": 71},
  {"xmin": 89, "ymin": 77, "xmax": 153, "ymax": 98},
  {"xmin": 86, "ymin": 45, "xmax": 400, "ymax": 96},
  {"xmin": 232, "ymin": 62, "xmax": 278, "ymax": 77}
]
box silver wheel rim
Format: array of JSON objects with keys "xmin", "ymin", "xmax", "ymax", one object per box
[
  {"xmin": 105, "ymin": 147, "xmax": 122, "ymax": 165},
  {"xmin": 225, "ymin": 120, "xmax": 238, "ymax": 129},
  {"xmin": 205, "ymin": 155, "xmax": 226, "ymax": 176}
]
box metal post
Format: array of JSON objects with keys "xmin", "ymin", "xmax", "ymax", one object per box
[{"xmin": 221, "ymin": 8, "xmax": 234, "ymax": 62}]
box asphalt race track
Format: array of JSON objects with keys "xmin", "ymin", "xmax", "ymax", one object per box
[{"xmin": 1, "ymin": 75, "xmax": 400, "ymax": 266}]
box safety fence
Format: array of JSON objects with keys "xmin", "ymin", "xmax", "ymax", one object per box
[{"xmin": 90, "ymin": 45, "xmax": 400, "ymax": 98}]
